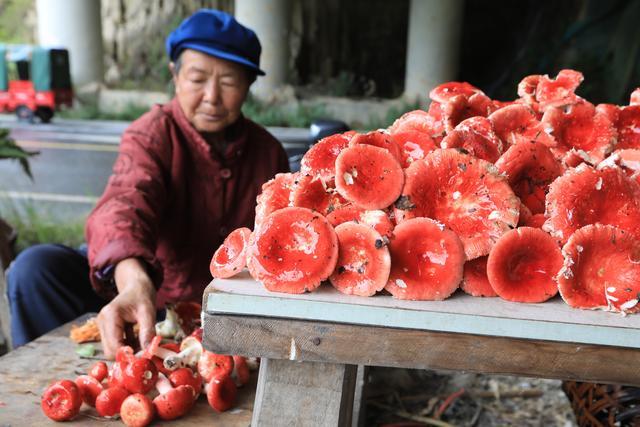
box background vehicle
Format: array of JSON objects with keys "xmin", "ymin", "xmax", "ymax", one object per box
[{"xmin": 0, "ymin": 45, "xmax": 73, "ymax": 123}]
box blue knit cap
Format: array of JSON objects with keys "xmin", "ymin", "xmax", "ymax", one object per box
[{"xmin": 166, "ymin": 9, "xmax": 265, "ymax": 76}]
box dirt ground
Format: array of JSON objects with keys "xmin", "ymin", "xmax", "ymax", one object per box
[{"xmin": 365, "ymin": 368, "xmax": 577, "ymax": 426}]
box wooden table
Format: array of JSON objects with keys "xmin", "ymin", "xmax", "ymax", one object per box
[
  {"xmin": 203, "ymin": 271, "xmax": 640, "ymax": 427},
  {"xmin": 0, "ymin": 314, "xmax": 256, "ymax": 426}
]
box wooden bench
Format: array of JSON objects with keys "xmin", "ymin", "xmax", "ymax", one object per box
[
  {"xmin": 203, "ymin": 271, "xmax": 640, "ymax": 427},
  {"xmin": 0, "ymin": 313, "xmax": 257, "ymax": 426}
]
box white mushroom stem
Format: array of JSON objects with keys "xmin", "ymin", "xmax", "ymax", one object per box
[
  {"xmin": 135, "ymin": 347, "xmax": 177, "ymax": 359},
  {"xmin": 156, "ymin": 373, "xmax": 173, "ymax": 395},
  {"xmin": 155, "ymin": 307, "xmax": 183, "ymax": 339},
  {"xmin": 155, "ymin": 347, "xmax": 178, "ymax": 359},
  {"xmin": 163, "ymin": 337, "xmax": 203, "ymax": 370}
]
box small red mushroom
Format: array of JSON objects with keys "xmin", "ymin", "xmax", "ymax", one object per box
[
  {"xmin": 231, "ymin": 356, "xmax": 250, "ymax": 387},
  {"xmin": 141, "ymin": 335, "xmax": 178, "ymax": 360},
  {"xmin": 120, "ymin": 393, "xmax": 155, "ymax": 427},
  {"xmin": 169, "ymin": 367, "xmax": 203, "ymax": 399},
  {"xmin": 41, "ymin": 379, "xmax": 82, "ymax": 421},
  {"xmin": 152, "ymin": 373, "xmax": 195, "ymax": 420},
  {"xmin": 122, "ymin": 357, "xmax": 158, "ymax": 394},
  {"xmin": 89, "ymin": 361, "xmax": 109, "ymax": 383},
  {"xmin": 141, "ymin": 335, "xmax": 180, "ymax": 376},
  {"xmin": 75, "ymin": 374, "xmax": 104, "ymax": 407},
  {"xmin": 206, "ymin": 374, "xmax": 237, "ymax": 412},
  {"xmin": 108, "ymin": 360, "xmax": 128, "ymax": 388},
  {"xmin": 198, "ymin": 351, "xmax": 234, "ymax": 382},
  {"xmin": 116, "ymin": 345, "xmax": 136, "ymax": 364},
  {"xmin": 95, "ymin": 385, "xmax": 130, "ymax": 418}
]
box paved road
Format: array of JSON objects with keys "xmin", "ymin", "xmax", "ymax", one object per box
[{"xmin": 0, "ymin": 115, "xmax": 310, "ymax": 220}]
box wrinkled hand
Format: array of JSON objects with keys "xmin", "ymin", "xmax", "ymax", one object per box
[{"xmin": 97, "ymin": 258, "xmax": 156, "ymax": 359}]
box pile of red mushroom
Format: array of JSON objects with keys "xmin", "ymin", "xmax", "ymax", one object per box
[{"xmin": 41, "ymin": 303, "xmax": 254, "ymax": 425}]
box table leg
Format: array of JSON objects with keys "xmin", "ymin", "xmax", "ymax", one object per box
[{"xmin": 251, "ymin": 358, "xmax": 358, "ymax": 427}]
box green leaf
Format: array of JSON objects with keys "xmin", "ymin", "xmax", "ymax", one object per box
[
  {"xmin": 0, "ymin": 127, "xmax": 38, "ymax": 180},
  {"xmin": 75, "ymin": 344, "xmax": 96, "ymax": 358}
]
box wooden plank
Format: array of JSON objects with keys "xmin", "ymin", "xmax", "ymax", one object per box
[
  {"xmin": 0, "ymin": 314, "xmax": 255, "ymax": 426},
  {"xmin": 251, "ymin": 358, "xmax": 357, "ymax": 427},
  {"xmin": 203, "ymin": 273, "xmax": 640, "ymax": 349},
  {"xmin": 203, "ymin": 312, "xmax": 640, "ymax": 387}
]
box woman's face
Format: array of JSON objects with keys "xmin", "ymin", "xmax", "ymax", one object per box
[{"xmin": 172, "ymin": 49, "xmax": 251, "ymax": 134}]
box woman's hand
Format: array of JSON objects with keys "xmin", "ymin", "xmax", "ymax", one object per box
[{"xmin": 97, "ymin": 258, "xmax": 156, "ymax": 359}]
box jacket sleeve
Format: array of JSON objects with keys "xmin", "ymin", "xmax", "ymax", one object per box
[{"xmin": 85, "ymin": 127, "xmax": 169, "ymax": 300}]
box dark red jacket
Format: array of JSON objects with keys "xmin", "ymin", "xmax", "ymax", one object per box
[{"xmin": 86, "ymin": 98, "xmax": 289, "ymax": 307}]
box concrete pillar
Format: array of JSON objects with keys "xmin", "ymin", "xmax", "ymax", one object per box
[
  {"xmin": 36, "ymin": 0, "xmax": 104, "ymax": 86},
  {"xmin": 404, "ymin": 0, "xmax": 464, "ymax": 103},
  {"xmin": 235, "ymin": 0, "xmax": 290, "ymax": 101}
]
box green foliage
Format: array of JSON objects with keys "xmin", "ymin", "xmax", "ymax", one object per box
[
  {"xmin": 0, "ymin": 128, "xmax": 38, "ymax": 179},
  {"xmin": 242, "ymin": 95, "xmax": 328, "ymax": 128},
  {"xmin": 0, "ymin": 202, "xmax": 86, "ymax": 253},
  {"xmin": 57, "ymin": 103, "xmax": 150, "ymax": 122},
  {"xmin": 0, "ymin": 0, "xmax": 33, "ymax": 44}
]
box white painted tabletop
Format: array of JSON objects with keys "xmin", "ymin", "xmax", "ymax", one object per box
[{"xmin": 205, "ymin": 271, "xmax": 640, "ymax": 349}]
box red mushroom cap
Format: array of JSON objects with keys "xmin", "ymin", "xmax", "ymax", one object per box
[
  {"xmin": 75, "ymin": 374, "xmax": 104, "ymax": 407},
  {"xmin": 173, "ymin": 301, "xmax": 202, "ymax": 336},
  {"xmin": 41, "ymin": 379, "xmax": 82, "ymax": 422},
  {"xmin": 541, "ymin": 100, "xmax": 616, "ymax": 163},
  {"xmin": 141, "ymin": 335, "xmax": 163, "ymax": 360},
  {"xmin": 116, "ymin": 345, "xmax": 136, "ymax": 364},
  {"xmin": 206, "ymin": 375, "xmax": 238, "ymax": 412},
  {"xmin": 495, "ymin": 140, "xmax": 564, "ymax": 214},
  {"xmin": 631, "ymin": 88, "xmax": 640, "ymax": 106},
  {"xmin": 442, "ymin": 93, "xmax": 495, "ymax": 133},
  {"xmin": 535, "ymin": 69, "xmax": 584, "ymax": 110},
  {"xmin": 198, "ymin": 351, "xmax": 234, "ymax": 383},
  {"xmin": 108, "ymin": 360, "xmax": 127, "ymax": 388},
  {"xmin": 349, "ymin": 130, "xmax": 403, "ymax": 164},
  {"xmin": 389, "ymin": 130, "xmax": 437, "ymax": 167},
  {"xmin": 300, "ymin": 132, "xmax": 353, "ymax": 181},
  {"xmin": 441, "ymin": 116, "xmax": 504, "ymax": 163},
  {"xmin": 517, "ymin": 74, "xmax": 542, "ymax": 106},
  {"xmin": 461, "ymin": 256, "xmax": 497, "ymax": 298},
  {"xmin": 231, "ymin": 356, "xmax": 251, "ymax": 387},
  {"xmin": 429, "ymin": 81, "xmax": 484, "ymax": 103},
  {"xmin": 120, "ymin": 393, "xmax": 155, "ymax": 427},
  {"xmin": 89, "ymin": 361, "xmax": 109, "ymax": 383},
  {"xmin": 122, "ymin": 357, "xmax": 158, "ymax": 394},
  {"xmin": 95, "ymin": 385, "xmax": 130, "ymax": 418},
  {"xmin": 153, "ymin": 385, "xmax": 195, "ymax": 420},
  {"xmin": 488, "ymin": 103, "xmax": 556, "ymax": 148},
  {"xmin": 388, "ymin": 108, "xmax": 445, "ymax": 143},
  {"xmin": 169, "ymin": 368, "xmax": 203, "ymax": 399}
]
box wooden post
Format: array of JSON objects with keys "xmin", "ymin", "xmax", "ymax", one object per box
[{"xmin": 252, "ymin": 358, "xmax": 357, "ymax": 427}]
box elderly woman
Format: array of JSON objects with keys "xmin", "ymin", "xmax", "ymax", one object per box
[{"xmin": 7, "ymin": 9, "xmax": 289, "ymax": 358}]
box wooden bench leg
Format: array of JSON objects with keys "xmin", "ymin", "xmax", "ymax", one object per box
[
  {"xmin": 252, "ymin": 358, "xmax": 358, "ymax": 427},
  {"xmin": 352, "ymin": 365, "xmax": 368, "ymax": 427}
]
